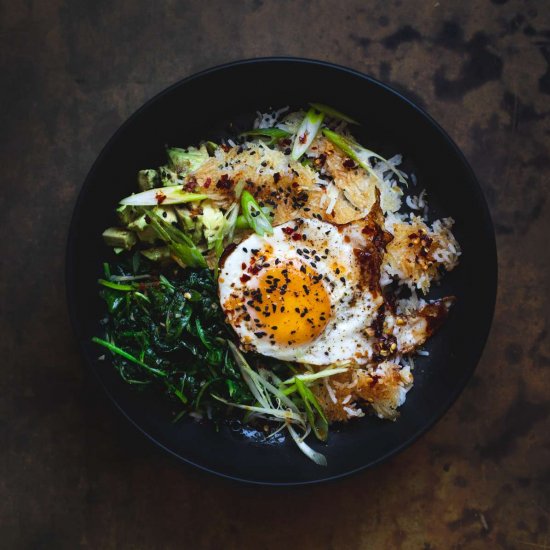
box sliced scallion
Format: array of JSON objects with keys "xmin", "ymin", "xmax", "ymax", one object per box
[
  {"xmin": 291, "ymin": 109, "xmax": 325, "ymax": 161},
  {"xmin": 282, "ymin": 365, "xmax": 349, "ymax": 385},
  {"xmin": 287, "ymin": 423, "xmax": 327, "ymax": 467},
  {"xmin": 120, "ymin": 188, "xmax": 208, "ymax": 206},
  {"xmin": 241, "ymin": 190, "xmax": 273, "ymax": 237},
  {"xmin": 309, "ymin": 103, "xmax": 359, "ymax": 125},
  {"xmin": 212, "ymin": 394, "xmax": 305, "ymax": 424},
  {"xmin": 294, "ymin": 377, "xmax": 329, "ymax": 442},
  {"xmin": 240, "ymin": 127, "xmax": 291, "ymax": 145},
  {"xmin": 322, "ymin": 129, "xmax": 407, "ymax": 185}
]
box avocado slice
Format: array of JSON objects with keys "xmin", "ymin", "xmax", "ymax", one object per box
[
  {"xmin": 102, "ymin": 227, "xmax": 137, "ymax": 250},
  {"xmin": 137, "ymin": 169, "xmax": 159, "ymax": 191},
  {"xmin": 140, "ymin": 246, "xmax": 171, "ymax": 262}
]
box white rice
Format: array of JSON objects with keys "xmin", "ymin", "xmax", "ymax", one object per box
[
  {"xmin": 324, "ymin": 378, "xmax": 337, "ymax": 404},
  {"xmin": 405, "ymin": 189, "xmax": 427, "ymax": 211},
  {"xmin": 254, "ymin": 106, "xmax": 290, "ymax": 129},
  {"xmin": 325, "ymin": 184, "xmax": 339, "ymax": 214},
  {"xmin": 344, "ymin": 406, "xmax": 364, "ymax": 417},
  {"xmin": 396, "ymin": 290, "xmax": 428, "ymax": 316}
]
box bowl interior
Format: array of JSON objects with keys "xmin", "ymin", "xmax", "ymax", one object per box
[{"xmin": 66, "ymin": 59, "xmax": 496, "ymax": 485}]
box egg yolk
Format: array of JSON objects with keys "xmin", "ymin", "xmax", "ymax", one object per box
[{"xmin": 250, "ymin": 261, "xmax": 331, "ymax": 346}]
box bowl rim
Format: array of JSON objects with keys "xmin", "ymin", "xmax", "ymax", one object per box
[{"xmin": 65, "ymin": 56, "xmax": 498, "ymax": 486}]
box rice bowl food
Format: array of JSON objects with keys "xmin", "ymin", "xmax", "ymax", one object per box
[{"xmin": 94, "ymin": 104, "xmax": 460, "ymax": 465}]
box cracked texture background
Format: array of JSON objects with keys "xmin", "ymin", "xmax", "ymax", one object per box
[{"xmin": 1, "ymin": 0, "xmax": 549, "ymax": 548}]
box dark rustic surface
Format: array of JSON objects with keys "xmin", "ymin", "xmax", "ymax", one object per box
[{"xmin": 1, "ymin": 1, "xmax": 549, "ymax": 548}]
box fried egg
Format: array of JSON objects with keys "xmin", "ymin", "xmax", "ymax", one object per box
[{"xmin": 218, "ymin": 217, "xmax": 385, "ymax": 365}]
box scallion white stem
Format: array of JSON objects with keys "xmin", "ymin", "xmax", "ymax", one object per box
[
  {"xmin": 120, "ymin": 188, "xmax": 208, "ymax": 206},
  {"xmin": 291, "ymin": 109, "xmax": 325, "ymax": 161},
  {"xmin": 281, "ymin": 366, "xmax": 349, "ymax": 385}
]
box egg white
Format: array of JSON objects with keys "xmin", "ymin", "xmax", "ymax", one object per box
[{"xmin": 218, "ymin": 218, "xmax": 383, "ymax": 365}]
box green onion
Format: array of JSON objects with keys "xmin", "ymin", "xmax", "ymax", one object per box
[
  {"xmin": 282, "ymin": 365, "xmax": 349, "ymax": 385},
  {"xmin": 120, "ymin": 188, "xmax": 208, "ymax": 206},
  {"xmin": 322, "ymin": 129, "xmax": 407, "ymax": 185},
  {"xmin": 282, "ymin": 384, "xmax": 297, "ymax": 396},
  {"xmin": 212, "ymin": 395, "xmax": 305, "ymax": 425},
  {"xmin": 287, "ymin": 423, "xmax": 327, "ymax": 467},
  {"xmin": 294, "ymin": 377, "xmax": 329, "ymax": 442},
  {"xmin": 227, "ymin": 342, "xmax": 302, "ymax": 418},
  {"xmin": 241, "ymin": 190, "xmax": 273, "ymax": 237},
  {"xmin": 235, "ymin": 214, "xmax": 249, "ymax": 230},
  {"xmin": 222, "ymin": 342, "xmax": 327, "ymax": 465},
  {"xmin": 309, "ymin": 103, "xmax": 359, "ymax": 125},
  {"xmin": 205, "ymin": 141, "xmax": 218, "ymax": 155},
  {"xmin": 235, "ymin": 205, "xmax": 273, "ymax": 231},
  {"xmin": 240, "ymin": 127, "xmax": 291, "ymax": 145},
  {"xmin": 291, "ymin": 108, "xmax": 325, "ymax": 161}
]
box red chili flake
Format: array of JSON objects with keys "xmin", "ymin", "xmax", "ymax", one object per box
[
  {"xmin": 241, "ymin": 262, "xmax": 246, "ymax": 270},
  {"xmin": 183, "ymin": 176, "xmax": 197, "ymax": 191},
  {"xmin": 291, "ymin": 182, "xmax": 299, "ymax": 188},
  {"xmin": 240, "ymin": 274, "xmax": 251, "ymax": 283},
  {"xmin": 282, "ymin": 227, "xmax": 294, "ymax": 235},
  {"xmin": 281, "ymin": 138, "xmax": 292, "ymax": 147},
  {"xmin": 155, "ymin": 191, "xmax": 167, "ymax": 204},
  {"xmin": 298, "ymin": 130, "xmax": 309, "ymax": 144},
  {"xmin": 216, "ymin": 174, "xmax": 233, "ymax": 190},
  {"xmin": 291, "ymin": 233, "xmax": 302, "ymax": 241},
  {"xmin": 204, "ymin": 177, "xmax": 212, "ymax": 188},
  {"xmin": 249, "ymin": 265, "xmax": 261, "ymax": 275},
  {"xmin": 221, "ymin": 144, "xmax": 231, "ymax": 152}
]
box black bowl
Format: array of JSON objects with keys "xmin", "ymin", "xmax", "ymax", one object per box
[{"xmin": 66, "ymin": 58, "xmax": 497, "ymax": 485}]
